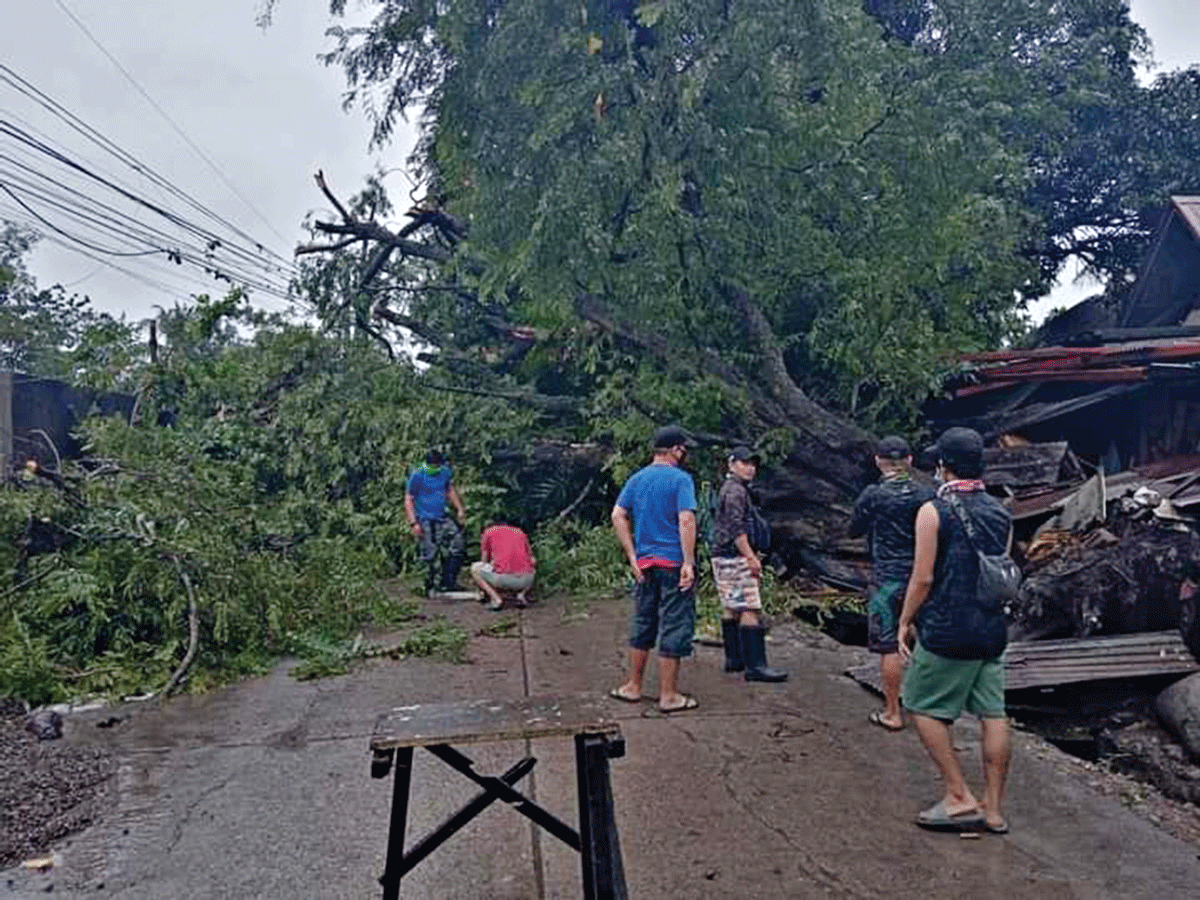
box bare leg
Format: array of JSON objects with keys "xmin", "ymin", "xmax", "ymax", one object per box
[
  {"xmin": 657, "ymin": 656, "xmax": 686, "ymax": 710},
  {"xmin": 470, "ymin": 567, "xmax": 505, "ymax": 608},
  {"xmin": 980, "ymin": 717, "xmax": 1011, "ymax": 828},
  {"xmin": 878, "ymin": 653, "xmax": 904, "ymax": 728},
  {"xmin": 613, "ymin": 648, "xmax": 650, "ymax": 700},
  {"xmin": 911, "ymin": 714, "xmax": 979, "ymax": 816}
]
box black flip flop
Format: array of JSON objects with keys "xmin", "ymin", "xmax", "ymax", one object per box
[
  {"xmin": 608, "ymin": 688, "xmax": 642, "ymax": 704},
  {"xmin": 869, "ymin": 711, "xmax": 905, "ymax": 732},
  {"xmin": 659, "ymin": 695, "xmax": 699, "ymax": 714}
]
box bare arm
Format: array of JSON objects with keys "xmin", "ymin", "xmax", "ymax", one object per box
[
  {"xmin": 678, "ymin": 510, "xmax": 696, "ymax": 589},
  {"xmin": 447, "ymin": 484, "xmax": 466, "ymax": 523},
  {"xmin": 404, "ymin": 491, "xmax": 420, "ymax": 536},
  {"xmin": 897, "ymin": 501, "xmax": 939, "ymax": 659},
  {"xmin": 612, "ymin": 506, "xmax": 643, "ymax": 583}
]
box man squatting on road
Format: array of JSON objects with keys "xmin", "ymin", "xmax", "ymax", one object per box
[
  {"xmin": 849, "ymin": 436, "xmax": 932, "ymax": 731},
  {"xmin": 471, "ymin": 514, "xmax": 537, "ymax": 611},
  {"xmin": 609, "ymin": 426, "xmax": 700, "ymax": 714},
  {"xmin": 711, "ymin": 445, "xmax": 787, "ymax": 682},
  {"xmin": 898, "ymin": 427, "xmax": 1013, "ymax": 834},
  {"xmin": 405, "ymin": 449, "xmax": 468, "ymax": 596}
]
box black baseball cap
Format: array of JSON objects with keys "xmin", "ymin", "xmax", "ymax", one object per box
[
  {"xmin": 876, "ymin": 436, "xmax": 911, "ymax": 460},
  {"xmin": 728, "ymin": 445, "xmax": 762, "ymax": 465},
  {"xmin": 652, "ymin": 425, "xmax": 697, "ymax": 450},
  {"xmin": 425, "ymin": 449, "xmax": 446, "ymax": 464},
  {"xmin": 934, "ymin": 427, "xmax": 984, "ymax": 478}
]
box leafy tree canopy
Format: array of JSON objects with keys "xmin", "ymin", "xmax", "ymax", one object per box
[{"xmin": 259, "ymin": 0, "xmax": 1189, "ymax": 426}]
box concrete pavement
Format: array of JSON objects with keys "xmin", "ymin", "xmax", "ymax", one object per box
[{"xmin": 4, "ymin": 592, "xmax": 1198, "ymax": 898}]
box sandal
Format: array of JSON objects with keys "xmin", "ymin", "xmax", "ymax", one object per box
[
  {"xmin": 608, "ymin": 688, "xmax": 642, "ymax": 704},
  {"xmin": 659, "ymin": 694, "xmax": 699, "ymax": 714},
  {"xmin": 869, "ymin": 711, "xmax": 905, "ymax": 732}
]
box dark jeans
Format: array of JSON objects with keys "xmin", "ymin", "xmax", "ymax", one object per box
[{"xmin": 629, "ymin": 566, "xmax": 695, "ymax": 659}]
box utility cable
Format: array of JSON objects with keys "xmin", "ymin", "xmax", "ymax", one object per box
[{"xmin": 52, "ymin": 0, "xmax": 293, "ymax": 253}]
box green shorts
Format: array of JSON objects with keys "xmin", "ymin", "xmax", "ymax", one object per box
[{"xmin": 901, "ymin": 641, "xmax": 1006, "ymax": 722}]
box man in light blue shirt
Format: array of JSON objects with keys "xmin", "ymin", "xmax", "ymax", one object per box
[{"xmin": 609, "ymin": 425, "xmax": 699, "ymax": 714}]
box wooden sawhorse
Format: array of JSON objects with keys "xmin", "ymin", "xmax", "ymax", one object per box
[{"xmin": 370, "ymin": 694, "xmax": 628, "ymax": 899}]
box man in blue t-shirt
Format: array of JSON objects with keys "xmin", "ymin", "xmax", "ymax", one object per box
[
  {"xmin": 609, "ymin": 425, "xmax": 699, "ymax": 714},
  {"xmin": 404, "ymin": 449, "xmax": 467, "ymax": 595}
]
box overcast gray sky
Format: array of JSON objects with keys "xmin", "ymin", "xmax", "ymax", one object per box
[{"xmin": 1, "ymin": 1, "xmax": 1197, "ymax": 322}]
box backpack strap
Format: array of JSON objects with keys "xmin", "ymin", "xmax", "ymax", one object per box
[{"xmin": 945, "ymin": 491, "xmax": 987, "ymax": 551}]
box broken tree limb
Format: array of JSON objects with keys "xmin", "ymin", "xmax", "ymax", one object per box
[
  {"xmin": 161, "ymin": 558, "xmax": 200, "ymax": 700},
  {"xmin": 315, "ymin": 169, "xmax": 355, "ymax": 224}
]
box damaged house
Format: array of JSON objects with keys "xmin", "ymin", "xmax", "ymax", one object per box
[{"xmin": 926, "ymin": 196, "xmax": 1200, "ymax": 664}]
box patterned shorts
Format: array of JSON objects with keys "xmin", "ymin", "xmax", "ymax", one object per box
[{"xmin": 711, "ymin": 556, "xmax": 763, "ymax": 613}]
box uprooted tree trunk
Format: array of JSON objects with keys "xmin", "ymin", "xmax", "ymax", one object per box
[{"xmin": 299, "ymin": 175, "xmax": 878, "ymax": 584}]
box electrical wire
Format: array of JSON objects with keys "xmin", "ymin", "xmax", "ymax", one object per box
[{"xmin": 52, "ymin": 0, "xmax": 294, "ymax": 254}]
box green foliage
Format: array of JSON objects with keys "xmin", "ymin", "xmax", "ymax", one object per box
[{"xmin": 0, "ymin": 288, "xmax": 547, "ymax": 704}]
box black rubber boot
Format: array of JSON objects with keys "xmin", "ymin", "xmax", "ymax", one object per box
[
  {"xmin": 721, "ymin": 620, "xmax": 745, "ymax": 672},
  {"xmin": 424, "ymin": 563, "xmax": 439, "ymax": 596},
  {"xmin": 740, "ymin": 624, "xmax": 788, "ymax": 682},
  {"xmin": 440, "ymin": 555, "xmax": 463, "ymax": 592}
]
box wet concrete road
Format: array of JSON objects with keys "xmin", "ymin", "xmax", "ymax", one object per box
[{"xmin": 4, "ymin": 594, "xmax": 1199, "ymax": 898}]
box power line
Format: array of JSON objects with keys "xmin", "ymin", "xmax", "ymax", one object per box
[{"xmin": 52, "ymin": 0, "xmax": 294, "ymax": 254}]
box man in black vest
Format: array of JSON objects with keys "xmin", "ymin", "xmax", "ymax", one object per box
[
  {"xmin": 711, "ymin": 446, "xmax": 786, "ymax": 682},
  {"xmin": 897, "ymin": 428, "xmax": 1012, "ymax": 835},
  {"xmin": 850, "ymin": 436, "xmax": 932, "ymax": 731}
]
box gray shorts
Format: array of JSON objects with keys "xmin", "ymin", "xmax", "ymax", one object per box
[{"xmin": 470, "ymin": 561, "xmax": 534, "ymax": 591}]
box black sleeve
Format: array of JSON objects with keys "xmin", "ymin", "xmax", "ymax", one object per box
[{"xmin": 848, "ymin": 487, "xmax": 874, "ymax": 538}]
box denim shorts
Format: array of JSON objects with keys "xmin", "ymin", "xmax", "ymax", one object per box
[{"xmin": 629, "ymin": 566, "xmax": 695, "ymax": 659}]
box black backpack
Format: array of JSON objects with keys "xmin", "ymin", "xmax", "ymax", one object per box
[
  {"xmin": 701, "ymin": 479, "xmax": 771, "ymax": 553},
  {"xmin": 945, "ymin": 492, "xmax": 1020, "ymax": 612}
]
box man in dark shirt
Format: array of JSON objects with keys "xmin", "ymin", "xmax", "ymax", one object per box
[
  {"xmin": 850, "ymin": 436, "xmax": 932, "ymax": 731},
  {"xmin": 897, "ymin": 427, "xmax": 1013, "ymax": 835},
  {"xmin": 711, "ymin": 446, "xmax": 786, "ymax": 682}
]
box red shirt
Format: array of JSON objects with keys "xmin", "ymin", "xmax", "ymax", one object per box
[{"xmin": 480, "ymin": 525, "xmax": 535, "ymax": 575}]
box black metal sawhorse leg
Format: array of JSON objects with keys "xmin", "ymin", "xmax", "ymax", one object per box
[
  {"xmin": 372, "ymin": 735, "xmax": 626, "ymax": 899},
  {"xmin": 377, "ymin": 746, "xmax": 412, "ymax": 900},
  {"xmin": 575, "ymin": 734, "xmax": 628, "ymax": 900}
]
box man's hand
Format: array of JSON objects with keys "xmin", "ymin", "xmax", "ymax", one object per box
[
  {"xmin": 678, "ymin": 562, "xmax": 695, "ymax": 591},
  {"xmin": 628, "ymin": 557, "xmax": 645, "ymax": 584},
  {"xmin": 897, "ymin": 621, "xmax": 914, "ymax": 663},
  {"xmin": 744, "ymin": 554, "xmax": 763, "ymax": 578},
  {"xmin": 456, "ymin": 509, "xmax": 467, "ymax": 526},
  {"xmin": 410, "ymin": 522, "xmax": 422, "ymax": 538}
]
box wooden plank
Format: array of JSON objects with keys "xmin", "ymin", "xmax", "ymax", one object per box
[{"xmin": 372, "ymin": 693, "xmax": 621, "ymax": 750}]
